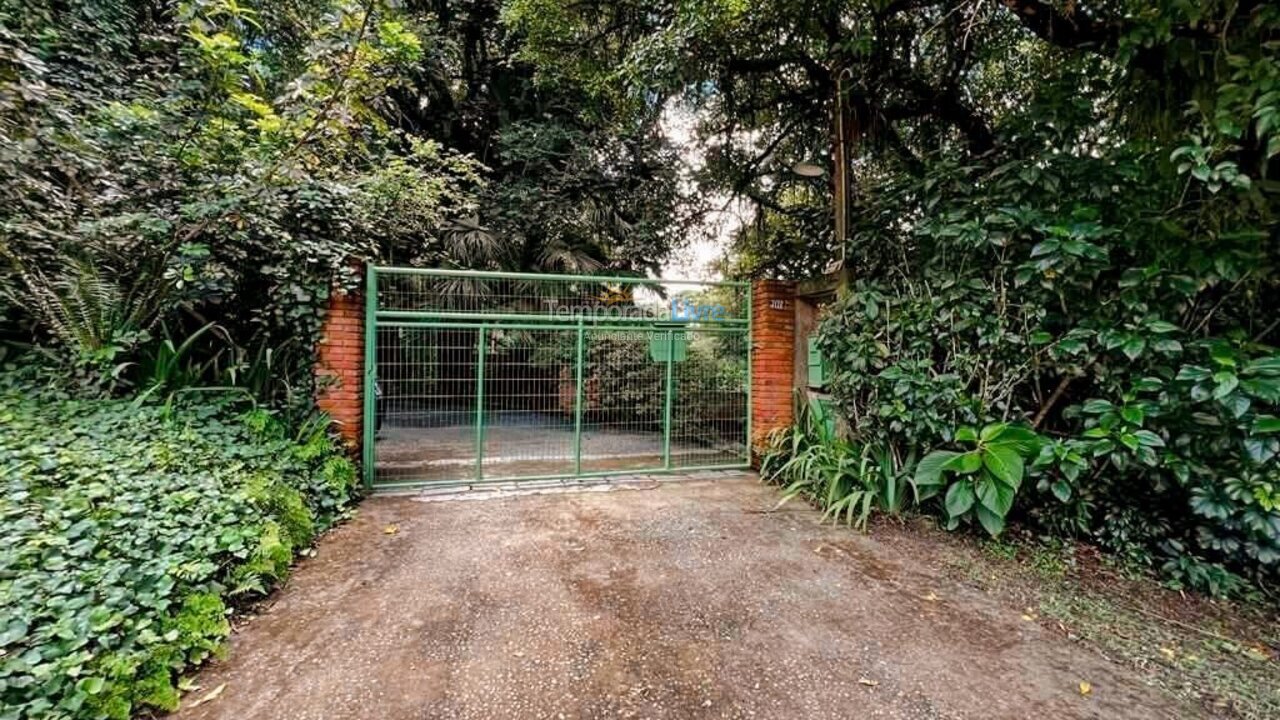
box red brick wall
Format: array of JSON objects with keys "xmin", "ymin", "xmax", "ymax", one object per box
[
  {"xmin": 315, "ymin": 284, "xmax": 364, "ymax": 450},
  {"xmin": 751, "ymin": 280, "xmax": 797, "ymax": 459}
]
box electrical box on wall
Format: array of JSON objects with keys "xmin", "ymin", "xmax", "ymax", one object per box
[{"xmin": 806, "ymin": 336, "xmax": 826, "ymax": 388}]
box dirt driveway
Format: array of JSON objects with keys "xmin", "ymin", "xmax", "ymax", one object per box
[{"xmin": 174, "ymin": 474, "xmax": 1193, "ymax": 719}]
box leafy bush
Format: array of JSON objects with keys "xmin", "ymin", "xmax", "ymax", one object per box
[
  {"xmin": 813, "ymin": 149, "xmax": 1280, "ymax": 595},
  {"xmin": 672, "ymin": 333, "xmax": 748, "ymax": 448},
  {"xmin": 0, "ymin": 373, "xmax": 357, "ymax": 719},
  {"xmin": 762, "ymin": 397, "xmax": 911, "ymax": 531},
  {"xmin": 584, "ymin": 333, "xmax": 664, "ymax": 424},
  {"xmin": 1, "ymin": 0, "xmax": 487, "ymax": 402},
  {"xmin": 913, "ymin": 423, "xmax": 1044, "ymax": 537}
]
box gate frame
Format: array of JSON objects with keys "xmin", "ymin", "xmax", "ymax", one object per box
[{"xmin": 360, "ymin": 265, "xmax": 754, "ymax": 491}]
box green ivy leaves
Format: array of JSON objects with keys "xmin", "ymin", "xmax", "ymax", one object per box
[{"xmin": 0, "ymin": 377, "xmax": 356, "ymax": 720}]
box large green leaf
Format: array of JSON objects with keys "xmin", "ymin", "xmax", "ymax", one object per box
[
  {"xmin": 1210, "ymin": 343, "xmax": 1238, "ymax": 368},
  {"xmin": 1242, "ymin": 377, "xmax": 1280, "ymax": 402},
  {"xmin": 913, "ymin": 450, "xmax": 957, "ymax": 487},
  {"xmin": 944, "ymin": 480, "xmax": 976, "ymax": 518},
  {"xmin": 944, "ymin": 451, "xmax": 983, "ymax": 474},
  {"xmin": 982, "ymin": 445, "xmax": 1024, "ymax": 490},
  {"xmin": 1050, "ymin": 479, "xmax": 1072, "ymax": 502},
  {"xmin": 978, "ymin": 422, "xmax": 1007, "ymax": 442},
  {"xmin": 1245, "ymin": 357, "xmax": 1280, "ymax": 375},
  {"xmin": 1132, "ymin": 430, "xmax": 1166, "ymax": 447},
  {"xmin": 975, "ymin": 504, "xmax": 1006, "ymax": 537},
  {"xmin": 1081, "ymin": 398, "xmax": 1113, "ymax": 414},
  {"xmin": 1121, "ymin": 337, "xmax": 1147, "ymax": 361},
  {"xmin": 987, "ymin": 424, "xmax": 1042, "ymax": 454},
  {"xmin": 976, "ymin": 475, "xmax": 1014, "ymax": 516},
  {"xmin": 1176, "ymin": 365, "xmax": 1212, "ymax": 382},
  {"xmin": 1213, "ymin": 371, "xmax": 1239, "ymax": 399},
  {"xmin": 1253, "ymin": 416, "xmax": 1280, "ymax": 435}
]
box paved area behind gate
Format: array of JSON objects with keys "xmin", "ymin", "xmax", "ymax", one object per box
[
  {"xmin": 376, "ymin": 421, "xmax": 740, "ymax": 483},
  {"xmin": 174, "ymin": 474, "xmax": 1193, "ymax": 719}
]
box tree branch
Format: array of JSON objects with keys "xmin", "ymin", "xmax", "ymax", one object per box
[
  {"xmin": 997, "ymin": 0, "xmax": 1121, "ymax": 52},
  {"xmin": 998, "ymin": 0, "xmax": 1276, "ymax": 50},
  {"xmin": 883, "ymin": 70, "xmax": 995, "ymax": 155},
  {"xmin": 725, "ymin": 53, "xmax": 831, "ymax": 91},
  {"xmin": 1032, "ymin": 374, "xmax": 1073, "ymax": 429}
]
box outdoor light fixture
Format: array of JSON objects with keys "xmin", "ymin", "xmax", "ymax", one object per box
[{"xmin": 791, "ymin": 161, "xmax": 825, "ymax": 177}]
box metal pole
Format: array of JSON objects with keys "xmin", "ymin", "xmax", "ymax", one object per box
[
  {"xmin": 474, "ymin": 325, "xmax": 487, "ymax": 482},
  {"xmin": 362, "ymin": 264, "xmax": 377, "ymax": 490},
  {"xmin": 833, "ymin": 65, "xmax": 855, "ymax": 297},
  {"xmin": 573, "ymin": 320, "xmax": 585, "ymax": 476},
  {"xmin": 745, "ymin": 284, "xmax": 753, "ymax": 464},
  {"xmin": 662, "ymin": 328, "xmax": 674, "ymax": 470}
]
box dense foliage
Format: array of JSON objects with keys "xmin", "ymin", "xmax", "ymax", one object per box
[
  {"xmin": 763, "ymin": 398, "xmax": 912, "ymax": 532},
  {"xmin": 3, "ymin": 9, "xmax": 1276, "ymax": 712},
  {"xmin": 1, "ymin": 0, "xmax": 691, "ymax": 396},
  {"xmin": 0, "ymin": 372, "xmax": 356, "ymax": 719},
  {"xmin": 2, "ymin": 0, "xmax": 460, "ymax": 393},
  {"xmin": 509, "ymin": 0, "xmax": 1280, "ymax": 595},
  {"xmin": 804, "ymin": 2, "xmax": 1280, "ymax": 594}
]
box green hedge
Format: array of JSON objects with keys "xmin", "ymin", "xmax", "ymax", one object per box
[
  {"xmin": 816, "ymin": 279, "xmax": 1280, "ymax": 595},
  {"xmin": 0, "ymin": 376, "xmax": 357, "ymax": 719}
]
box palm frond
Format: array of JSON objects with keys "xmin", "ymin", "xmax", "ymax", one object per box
[{"xmin": 5, "ymin": 253, "xmax": 168, "ymax": 355}]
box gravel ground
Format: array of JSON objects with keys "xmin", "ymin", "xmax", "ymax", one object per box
[{"xmin": 172, "ymin": 475, "xmax": 1194, "ymax": 719}]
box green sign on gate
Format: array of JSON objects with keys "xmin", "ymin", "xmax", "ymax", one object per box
[
  {"xmin": 363, "ymin": 266, "xmax": 752, "ymax": 490},
  {"xmin": 648, "ymin": 331, "xmax": 687, "ymax": 363}
]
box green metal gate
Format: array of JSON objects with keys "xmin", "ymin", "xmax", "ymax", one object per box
[{"xmin": 362, "ymin": 266, "xmax": 751, "ymax": 490}]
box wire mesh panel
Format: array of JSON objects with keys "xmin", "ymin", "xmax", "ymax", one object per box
[
  {"xmin": 373, "ymin": 324, "xmax": 480, "ymax": 485},
  {"xmin": 670, "ymin": 329, "xmax": 749, "ymax": 469},
  {"xmin": 481, "ymin": 327, "xmax": 577, "ymax": 479},
  {"xmin": 366, "ymin": 267, "xmax": 750, "ymax": 490},
  {"xmin": 578, "ymin": 328, "xmax": 668, "ymax": 474},
  {"xmin": 374, "ymin": 268, "xmax": 749, "ymax": 324}
]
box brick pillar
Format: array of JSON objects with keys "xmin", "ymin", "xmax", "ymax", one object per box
[
  {"xmin": 751, "ymin": 280, "xmax": 797, "ymax": 461},
  {"xmin": 315, "ymin": 282, "xmax": 364, "ymax": 451}
]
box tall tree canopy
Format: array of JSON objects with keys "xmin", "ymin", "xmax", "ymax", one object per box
[
  {"xmin": 1, "ymin": 0, "xmax": 692, "ymax": 388},
  {"xmin": 509, "ymin": 0, "xmax": 1277, "ymax": 272}
]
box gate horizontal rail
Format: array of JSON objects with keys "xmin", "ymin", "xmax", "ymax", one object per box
[
  {"xmin": 371, "ymin": 265, "xmax": 748, "ymax": 286},
  {"xmin": 376, "ymin": 319, "xmax": 748, "ymax": 333},
  {"xmin": 377, "ymin": 310, "xmax": 749, "ymax": 326}
]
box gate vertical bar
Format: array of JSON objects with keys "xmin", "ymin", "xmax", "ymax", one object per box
[
  {"xmin": 573, "ymin": 319, "xmax": 585, "ymax": 476},
  {"xmin": 662, "ymin": 328, "xmax": 674, "ymax": 470},
  {"xmin": 362, "ymin": 264, "xmax": 377, "ymax": 490},
  {"xmin": 474, "ymin": 325, "xmax": 488, "ymax": 482},
  {"xmin": 745, "ymin": 283, "xmax": 753, "ymax": 460}
]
